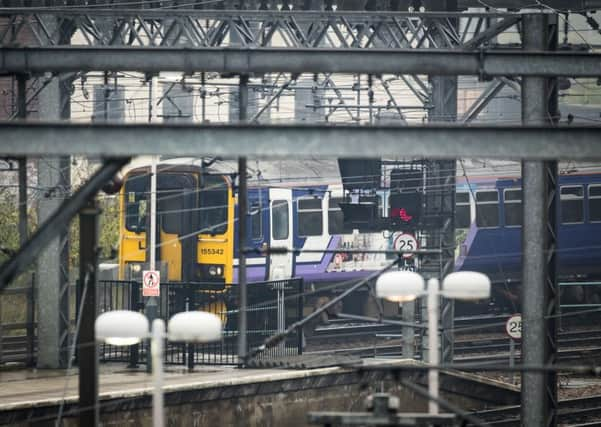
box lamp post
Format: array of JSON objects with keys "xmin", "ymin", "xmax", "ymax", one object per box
[
  {"xmin": 376, "ymin": 270, "xmax": 490, "ymax": 415},
  {"xmin": 96, "ymin": 310, "xmax": 222, "ymax": 427}
]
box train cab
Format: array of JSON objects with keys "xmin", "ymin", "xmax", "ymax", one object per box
[{"xmin": 118, "ymin": 164, "xmax": 234, "ymax": 285}]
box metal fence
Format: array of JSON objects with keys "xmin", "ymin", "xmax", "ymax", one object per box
[
  {"xmin": 91, "ymin": 278, "xmax": 304, "ymax": 367},
  {"xmin": 0, "ymin": 274, "xmax": 36, "ymax": 366}
]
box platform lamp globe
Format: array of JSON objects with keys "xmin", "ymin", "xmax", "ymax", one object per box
[
  {"xmin": 96, "ymin": 310, "xmax": 222, "ymax": 427},
  {"xmin": 375, "ymin": 270, "xmax": 491, "ymax": 415}
]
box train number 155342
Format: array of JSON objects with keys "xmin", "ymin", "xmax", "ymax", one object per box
[{"xmin": 200, "ymin": 248, "xmax": 224, "ymax": 256}]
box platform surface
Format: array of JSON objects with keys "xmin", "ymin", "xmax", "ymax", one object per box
[{"xmin": 0, "ymin": 361, "xmax": 357, "ymax": 411}]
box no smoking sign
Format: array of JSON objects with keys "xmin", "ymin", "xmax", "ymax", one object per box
[{"xmin": 142, "ymin": 270, "xmax": 160, "ymax": 297}]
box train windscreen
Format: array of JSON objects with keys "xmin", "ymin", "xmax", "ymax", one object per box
[
  {"xmin": 156, "ymin": 173, "xmax": 196, "ymax": 235},
  {"xmin": 200, "ymin": 175, "xmax": 228, "ymax": 234}
]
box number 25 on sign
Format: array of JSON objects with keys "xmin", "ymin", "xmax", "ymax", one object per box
[{"xmin": 505, "ymin": 314, "xmax": 522, "ymax": 340}]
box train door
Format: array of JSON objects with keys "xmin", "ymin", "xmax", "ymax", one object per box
[{"xmin": 268, "ymin": 188, "xmax": 293, "ymax": 280}]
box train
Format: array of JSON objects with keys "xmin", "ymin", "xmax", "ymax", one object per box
[
  {"xmin": 455, "ymin": 170, "xmax": 601, "ymax": 310},
  {"xmin": 118, "ymin": 164, "xmax": 235, "ymax": 284},
  {"xmin": 118, "ymin": 161, "xmax": 601, "ymax": 314}
]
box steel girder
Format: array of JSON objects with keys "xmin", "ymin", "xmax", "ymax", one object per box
[
  {"xmin": 3, "ymin": 46, "xmax": 601, "ymax": 76},
  {"xmin": 1, "ymin": 0, "xmax": 601, "ymax": 10},
  {"xmin": 0, "ymin": 10, "xmax": 521, "ymax": 49},
  {"xmin": 1, "ymin": 122, "xmax": 601, "ymax": 159}
]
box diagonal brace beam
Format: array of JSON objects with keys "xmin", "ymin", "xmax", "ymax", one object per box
[
  {"xmin": 460, "ymin": 78, "xmax": 506, "ymax": 123},
  {"xmin": 463, "ymin": 15, "xmax": 521, "ymax": 49}
]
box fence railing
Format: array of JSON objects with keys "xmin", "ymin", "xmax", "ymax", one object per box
[
  {"xmin": 91, "ymin": 278, "xmax": 304, "ymax": 367},
  {"xmin": 0, "ymin": 275, "xmax": 36, "ymax": 367}
]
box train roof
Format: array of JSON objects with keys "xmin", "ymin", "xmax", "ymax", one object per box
[{"xmin": 123, "ymin": 157, "xmax": 601, "ymax": 187}]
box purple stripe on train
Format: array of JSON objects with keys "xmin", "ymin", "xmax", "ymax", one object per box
[{"xmin": 295, "ymin": 235, "xmax": 341, "ymax": 276}]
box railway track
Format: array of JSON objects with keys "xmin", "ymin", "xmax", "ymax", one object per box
[
  {"xmin": 304, "ymin": 316, "xmax": 601, "ymax": 363},
  {"xmin": 469, "ymin": 395, "xmax": 601, "ymax": 426},
  {"xmin": 5, "ymin": 315, "xmax": 601, "ymax": 367}
]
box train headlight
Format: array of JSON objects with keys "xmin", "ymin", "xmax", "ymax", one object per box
[
  {"xmin": 197, "ymin": 264, "xmax": 225, "ymax": 281},
  {"xmin": 208, "ymin": 265, "xmax": 223, "ymax": 276},
  {"xmin": 130, "ymin": 263, "xmax": 142, "ymax": 273}
]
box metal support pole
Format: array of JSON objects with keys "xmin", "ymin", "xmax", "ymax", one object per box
[
  {"xmin": 146, "ymin": 154, "xmax": 158, "ymax": 372},
  {"xmin": 150, "ymin": 158, "xmax": 157, "ymax": 272},
  {"xmin": 16, "ymin": 74, "xmax": 27, "ymax": 246},
  {"xmin": 201, "ymin": 72, "xmax": 206, "ymax": 123},
  {"xmin": 237, "ymin": 75, "xmax": 249, "ymax": 364},
  {"xmin": 402, "ymin": 301, "xmax": 415, "ymax": 359},
  {"xmin": 427, "ymin": 278, "xmax": 440, "ymax": 415},
  {"xmin": 151, "ymin": 319, "xmax": 165, "ymax": 427},
  {"xmin": 145, "ymin": 75, "xmax": 158, "ymax": 372},
  {"xmin": 425, "ymin": 0, "xmax": 457, "ymax": 365},
  {"xmin": 103, "ymin": 71, "xmax": 109, "ymax": 122},
  {"xmin": 35, "ymin": 65, "xmax": 71, "ymax": 369},
  {"xmin": 521, "ymin": 13, "xmax": 559, "ymax": 427},
  {"xmin": 26, "ymin": 274, "xmax": 34, "ymax": 367},
  {"xmin": 239, "ymin": 75, "xmax": 248, "ymax": 122},
  {"xmin": 78, "ymin": 198, "xmax": 100, "ymax": 427},
  {"xmin": 18, "ymin": 159, "xmax": 27, "ymax": 245},
  {"xmin": 186, "ymin": 290, "xmax": 194, "ymax": 371}
]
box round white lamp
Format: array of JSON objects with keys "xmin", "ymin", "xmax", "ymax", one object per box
[
  {"xmin": 167, "ymin": 311, "xmax": 222, "ymax": 343},
  {"xmin": 441, "ymin": 271, "xmax": 491, "ymax": 300},
  {"xmin": 95, "ymin": 310, "xmax": 149, "ymax": 346},
  {"xmin": 375, "ymin": 271, "xmax": 425, "ymax": 303}
]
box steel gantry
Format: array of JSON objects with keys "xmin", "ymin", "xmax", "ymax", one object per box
[
  {"xmin": 0, "ymin": 9, "xmax": 521, "ymax": 49},
  {"xmin": 0, "ymin": 8, "xmax": 536, "ymax": 120}
]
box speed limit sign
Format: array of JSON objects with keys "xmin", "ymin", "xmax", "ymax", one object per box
[
  {"xmin": 393, "ymin": 233, "xmax": 419, "ymax": 259},
  {"xmin": 505, "ymin": 314, "xmax": 522, "ymax": 340}
]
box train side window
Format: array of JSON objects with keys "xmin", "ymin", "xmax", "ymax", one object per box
[
  {"xmin": 328, "ymin": 197, "xmax": 344, "ymax": 235},
  {"xmin": 504, "ymin": 188, "xmax": 522, "ymax": 227},
  {"xmin": 475, "ymin": 190, "xmax": 499, "ymax": 228},
  {"xmin": 298, "ymin": 198, "xmax": 323, "ymax": 237},
  {"xmin": 561, "ymin": 185, "xmax": 584, "ymax": 224},
  {"xmin": 589, "ymin": 185, "xmax": 601, "ymax": 222},
  {"xmin": 455, "ymin": 192, "xmax": 470, "ymax": 229},
  {"xmin": 272, "ymin": 200, "xmax": 289, "ymax": 240},
  {"xmin": 249, "ymin": 202, "xmax": 262, "ymax": 239},
  {"xmin": 124, "ymin": 175, "xmax": 148, "ymax": 233}
]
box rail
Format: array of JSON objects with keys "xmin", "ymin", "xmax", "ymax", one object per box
[{"xmin": 469, "ymin": 395, "xmax": 601, "ymax": 426}]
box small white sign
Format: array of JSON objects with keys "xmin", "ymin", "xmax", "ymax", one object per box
[
  {"xmin": 505, "ymin": 314, "xmax": 522, "ymax": 340},
  {"xmin": 142, "ymin": 270, "xmax": 160, "ymax": 297},
  {"xmin": 393, "ymin": 233, "xmax": 419, "ymax": 259}
]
